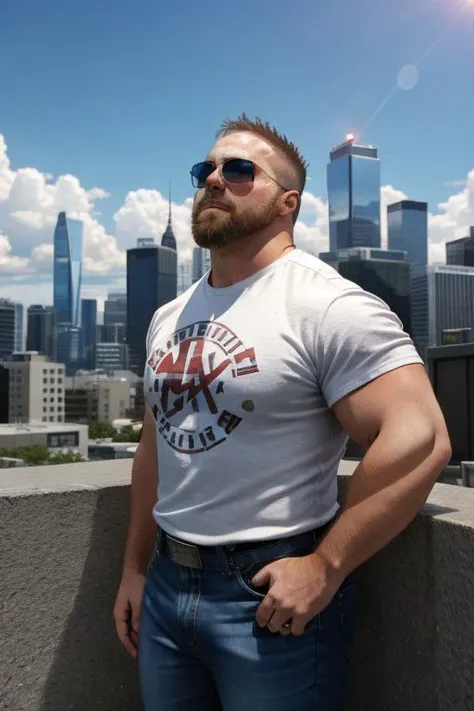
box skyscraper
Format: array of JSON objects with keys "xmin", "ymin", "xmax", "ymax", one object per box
[
  {"xmin": 104, "ymin": 291, "xmax": 127, "ymax": 343},
  {"xmin": 387, "ymin": 200, "xmax": 428, "ymax": 268},
  {"xmin": 411, "ymin": 264, "xmax": 474, "ymax": 357},
  {"xmin": 161, "ymin": 184, "xmax": 177, "ymax": 251},
  {"xmin": 26, "ymin": 305, "xmax": 57, "ymax": 360},
  {"xmin": 127, "ymin": 194, "xmax": 178, "ymax": 374},
  {"xmin": 14, "ymin": 303, "xmax": 24, "ymax": 352},
  {"xmin": 192, "ymin": 246, "xmax": 211, "ymax": 283},
  {"xmin": 80, "ymin": 299, "xmax": 97, "ymax": 370},
  {"xmin": 53, "ymin": 212, "xmax": 84, "ymax": 373},
  {"xmin": 0, "ymin": 299, "xmax": 16, "ymax": 362},
  {"xmin": 327, "ymin": 135, "xmax": 381, "ymax": 251},
  {"xmin": 319, "ymin": 248, "xmax": 411, "ymax": 333},
  {"xmin": 53, "ymin": 212, "xmax": 83, "ymax": 325},
  {"xmin": 446, "ymin": 227, "xmax": 474, "ymax": 266}
]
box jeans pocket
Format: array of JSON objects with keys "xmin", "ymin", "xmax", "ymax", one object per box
[
  {"xmin": 235, "ymin": 563, "xmax": 270, "ymax": 599},
  {"xmin": 336, "ymin": 576, "xmax": 357, "ymax": 661}
]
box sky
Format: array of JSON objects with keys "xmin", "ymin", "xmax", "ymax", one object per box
[{"xmin": 0, "ymin": 0, "xmax": 473, "ymax": 309}]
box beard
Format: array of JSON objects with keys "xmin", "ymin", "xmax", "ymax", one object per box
[{"xmin": 192, "ymin": 194, "xmax": 281, "ymax": 249}]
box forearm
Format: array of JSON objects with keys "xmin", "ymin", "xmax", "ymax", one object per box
[
  {"xmin": 314, "ymin": 425, "xmax": 451, "ymax": 580},
  {"xmin": 122, "ymin": 442, "xmax": 158, "ymax": 575}
]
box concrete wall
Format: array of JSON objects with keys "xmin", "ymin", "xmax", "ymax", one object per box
[{"xmin": 1, "ymin": 460, "xmax": 474, "ymax": 711}]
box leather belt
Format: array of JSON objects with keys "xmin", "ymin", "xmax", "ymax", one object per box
[{"xmin": 157, "ymin": 520, "xmax": 334, "ymax": 572}]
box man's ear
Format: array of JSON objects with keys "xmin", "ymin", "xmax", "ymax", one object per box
[{"xmin": 280, "ymin": 191, "xmax": 300, "ymax": 218}]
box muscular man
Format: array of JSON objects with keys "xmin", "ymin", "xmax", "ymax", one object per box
[{"xmin": 114, "ymin": 114, "xmax": 451, "ymax": 710}]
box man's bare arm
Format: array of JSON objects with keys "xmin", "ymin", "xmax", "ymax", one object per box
[
  {"xmin": 314, "ymin": 363, "xmax": 452, "ymax": 578},
  {"xmin": 122, "ymin": 403, "xmax": 158, "ymax": 574},
  {"xmin": 114, "ymin": 403, "xmax": 158, "ymax": 657}
]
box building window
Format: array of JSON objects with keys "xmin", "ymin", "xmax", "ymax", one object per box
[
  {"xmin": 50, "ymin": 378, "xmax": 55, "ymax": 384},
  {"xmin": 49, "ymin": 417, "xmax": 55, "ymax": 422},
  {"xmin": 43, "ymin": 369, "xmax": 48, "ymax": 375},
  {"xmin": 58, "ymin": 378, "xmax": 63, "ymax": 384},
  {"xmin": 50, "ymin": 387, "xmax": 55, "ymax": 393},
  {"xmin": 50, "ymin": 397, "xmax": 55, "ymax": 403},
  {"xmin": 58, "ymin": 416, "xmax": 63, "ymax": 422},
  {"xmin": 43, "ymin": 407, "xmax": 47, "ymax": 413},
  {"xmin": 47, "ymin": 432, "xmax": 79, "ymax": 448},
  {"xmin": 42, "ymin": 416, "xmax": 47, "ymax": 422},
  {"xmin": 43, "ymin": 378, "xmax": 47, "ymax": 384}
]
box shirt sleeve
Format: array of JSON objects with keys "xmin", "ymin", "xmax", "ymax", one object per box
[{"xmin": 315, "ymin": 288, "xmax": 424, "ymax": 408}]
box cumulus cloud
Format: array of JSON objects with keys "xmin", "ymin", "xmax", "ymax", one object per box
[
  {"xmin": 0, "ymin": 134, "xmax": 122, "ymax": 279},
  {"xmin": 294, "ymin": 192, "xmax": 329, "ymax": 254},
  {"xmin": 1, "ymin": 129, "xmax": 474, "ymax": 308},
  {"xmin": 429, "ymin": 170, "xmax": 474, "ymax": 264},
  {"xmin": 0, "ymin": 231, "xmax": 30, "ymax": 273},
  {"xmin": 114, "ymin": 188, "xmax": 194, "ymax": 262}
]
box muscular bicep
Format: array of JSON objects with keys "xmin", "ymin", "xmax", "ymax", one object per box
[{"xmin": 331, "ymin": 363, "xmax": 438, "ymax": 450}]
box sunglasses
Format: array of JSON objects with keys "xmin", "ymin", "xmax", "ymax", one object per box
[{"xmin": 190, "ymin": 158, "xmax": 295, "ymax": 193}]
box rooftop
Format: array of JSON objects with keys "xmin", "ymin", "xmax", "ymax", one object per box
[
  {"xmin": 2, "ymin": 458, "xmax": 474, "ymax": 710},
  {"xmin": 0, "ymin": 422, "xmax": 87, "ymax": 435}
]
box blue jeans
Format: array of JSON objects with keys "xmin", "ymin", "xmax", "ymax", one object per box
[{"xmin": 138, "ymin": 530, "xmax": 356, "ymax": 710}]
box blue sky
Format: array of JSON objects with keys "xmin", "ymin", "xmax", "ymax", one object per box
[{"xmin": 0, "ymin": 0, "xmax": 473, "ymax": 306}]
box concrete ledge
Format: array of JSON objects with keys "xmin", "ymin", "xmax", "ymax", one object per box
[{"xmin": 1, "ymin": 460, "xmax": 474, "ymax": 710}]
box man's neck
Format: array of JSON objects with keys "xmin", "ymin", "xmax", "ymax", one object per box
[{"xmin": 208, "ymin": 231, "xmax": 295, "ymax": 288}]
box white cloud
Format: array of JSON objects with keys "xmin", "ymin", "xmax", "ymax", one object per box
[
  {"xmin": 0, "ymin": 134, "xmax": 123, "ymax": 279},
  {"xmin": 1, "ymin": 129, "xmax": 474, "ymax": 309},
  {"xmin": 114, "ymin": 188, "xmax": 194, "ymax": 262},
  {"xmin": 0, "ymin": 231, "xmax": 30, "ymax": 273},
  {"xmin": 294, "ymin": 192, "xmax": 329, "ymax": 254}
]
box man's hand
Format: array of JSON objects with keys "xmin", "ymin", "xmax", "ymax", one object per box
[
  {"xmin": 113, "ymin": 570, "xmax": 147, "ymax": 658},
  {"xmin": 252, "ymin": 553, "xmax": 342, "ymax": 636}
]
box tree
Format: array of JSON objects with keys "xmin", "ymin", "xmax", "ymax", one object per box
[
  {"xmin": 88, "ymin": 421, "xmax": 116, "ymax": 440},
  {"xmin": 112, "ymin": 424, "xmax": 142, "ymax": 443},
  {"xmin": 0, "ymin": 445, "xmax": 84, "ymax": 466},
  {"xmin": 48, "ymin": 451, "xmax": 84, "ymax": 465}
]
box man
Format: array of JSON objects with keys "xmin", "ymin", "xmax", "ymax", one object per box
[{"xmin": 114, "ymin": 115, "xmax": 451, "ymax": 710}]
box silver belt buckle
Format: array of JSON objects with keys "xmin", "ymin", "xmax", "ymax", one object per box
[{"xmin": 166, "ymin": 535, "xmax": 202, "ymax": 569}]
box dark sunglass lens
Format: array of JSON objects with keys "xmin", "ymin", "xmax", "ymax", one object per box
[
  {"xmin": 191, "ymin": 162, "xmax": 214, "ymax": 188},
  {"xmin": 223, "ymin": 159, "xmax": 254, "ymax": 183}
]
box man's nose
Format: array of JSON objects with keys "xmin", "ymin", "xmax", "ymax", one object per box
[{"xmin": 205, "ymin": 166, "xmax": 225, "ymax": 191}]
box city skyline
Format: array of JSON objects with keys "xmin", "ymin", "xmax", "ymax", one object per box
[
  {"xmin": 1, "ymin": 0, "xmax": 474, "ymax": 309},
  {"xmin": 1, "ymin": 128, "xmax": 473, "ymax": 311}
]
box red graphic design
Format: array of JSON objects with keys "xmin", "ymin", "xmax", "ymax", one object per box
[{"xmin": 146, "ymin": 320, "xmax": 259, "ymax": 454}]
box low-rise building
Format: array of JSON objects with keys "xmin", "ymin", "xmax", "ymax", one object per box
[
  {"xmin": 2, "ymin": 352, "xmax": 66, "ymax": 424},
  {"xmin": 65, "ymin": 372, "xmax": 131, "ymax": 423},
  {"xmin": 0, "ymin": 422, "xmax": 88, "ymax": 459}
]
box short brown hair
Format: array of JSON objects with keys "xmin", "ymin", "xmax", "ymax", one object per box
[{"xmin": 216, "ymin": 113, "xmax": 308, "ymax": 223}]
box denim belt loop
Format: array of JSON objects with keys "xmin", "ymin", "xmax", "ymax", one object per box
[{"xmin": 215, "ymin": 546, "xmax": 233, "ymax": 576}]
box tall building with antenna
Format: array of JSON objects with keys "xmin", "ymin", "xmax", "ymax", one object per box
[
  {"xmin": 126, "ymin": 186, "xmax": 178, "ymax": 374},
  {"xmin": 327, "ymin": 134, "xmax": 381, "ymax": 250}
]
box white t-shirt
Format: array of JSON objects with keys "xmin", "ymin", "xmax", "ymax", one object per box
[{"xmin": 144, "ymin": 249, "xmax": 423, "ymax": 545}]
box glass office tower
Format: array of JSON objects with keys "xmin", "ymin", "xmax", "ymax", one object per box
[
  {"xmin": 0, "ymin": 299, "xmax": 16, "ymax": 361},
  {"xmin": 127, "ymin": 231, "xmax": 178, "ymax": 374},
  {"xmin": 320, "ymin": 248, "xmax": 411, "ymax": 333},
  {"xmin": 387, "ymin": 200, "xmax": 428, "ymax": 268},
  {"xmin": 14, "ymin": 303, "xmax": 24, "ymax": 352},
  {"xmin": 327, "ymin": 137, "xmax": 381, "ymax": 251},
  {"xmin": 412, "ymin": 264, "xmax": 474, "ymax": 358},
  {"xmin": 104, "ymin": 292, "xmax": 127, "ymax": 343},
  {"xmin": 53, "ymin": 212, "xmax": 84, "ymax": 373},
  {"xmin": 80, "ymin": 299, "xmax": 97, "ymax": 370},
  {"xmin": 27, "ymin": 305, "xmax": 57, "ymax": 360},
  {"xmin": 446, "ymin": 227, "xmax": 474, "ymax": 266},
  {"xmin": 53, "ymin": 212, "xmax": 83, "ymax": 326}
]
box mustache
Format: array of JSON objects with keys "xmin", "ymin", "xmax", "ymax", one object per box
[{"xmin": 195, "ymin": 195, "xmax": 233, "ymax": 212}]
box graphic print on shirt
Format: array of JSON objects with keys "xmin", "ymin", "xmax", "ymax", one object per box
[{"xmin": 146, "ymin": 320, "xmax": 259, "ymax": 454}]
